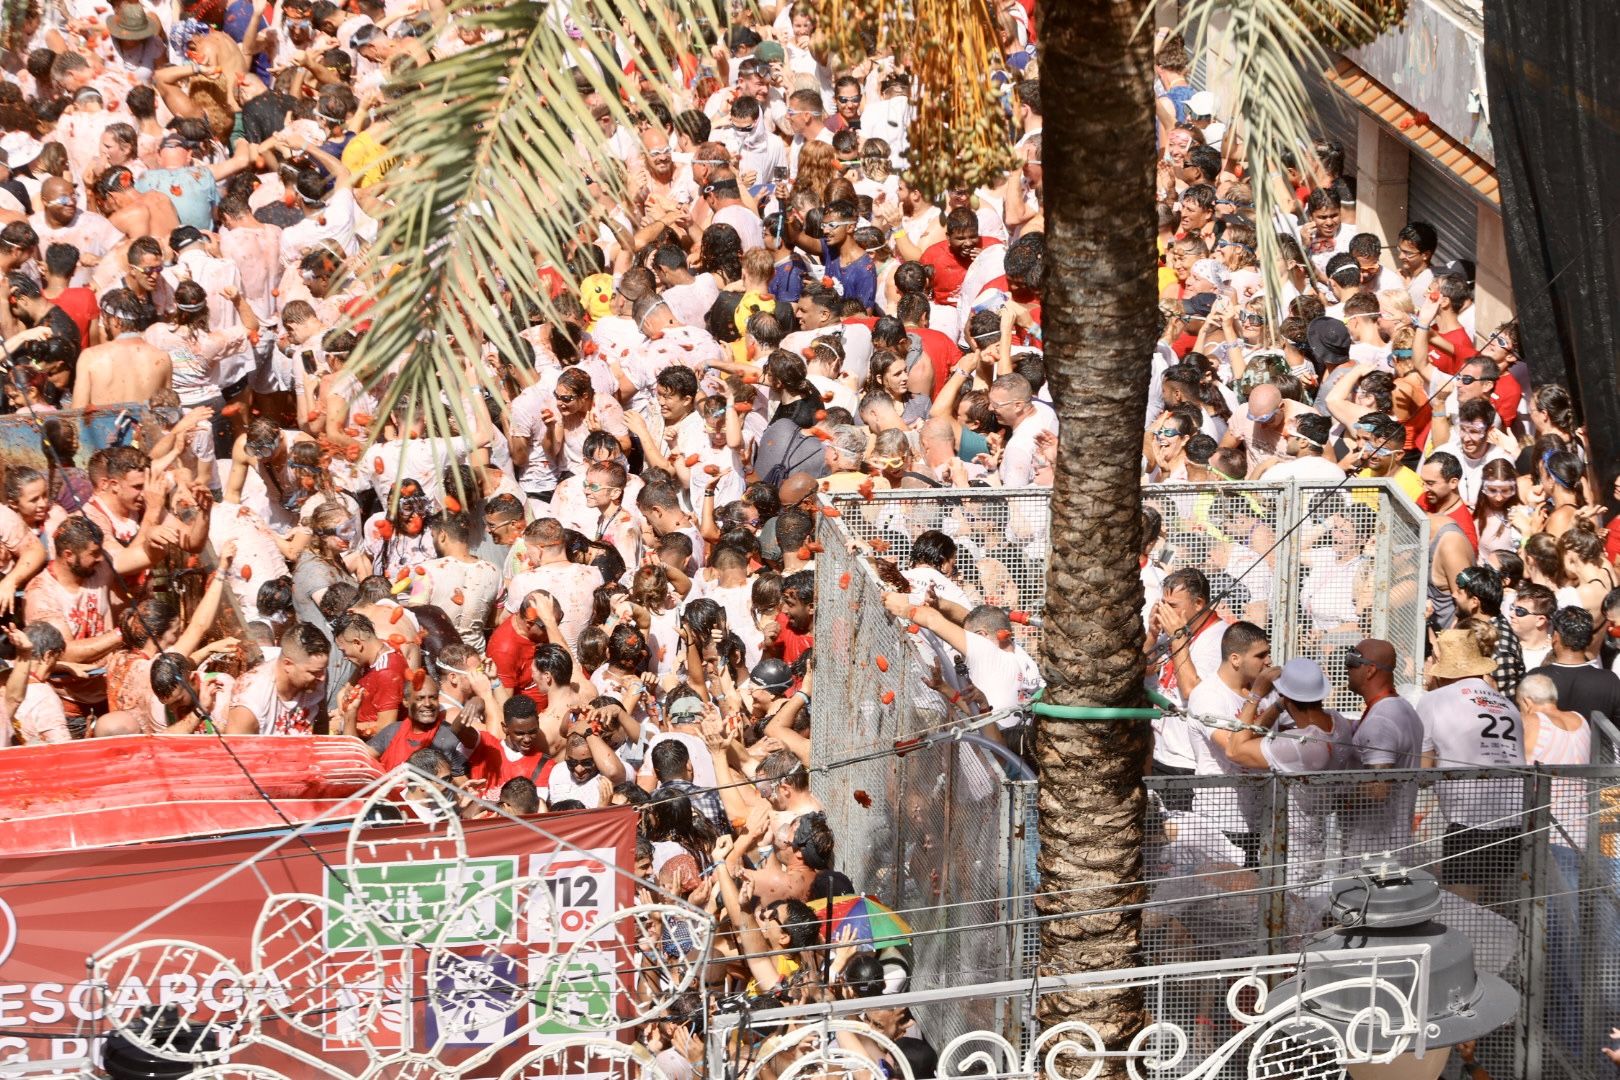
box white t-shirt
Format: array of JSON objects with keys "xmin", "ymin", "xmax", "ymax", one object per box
[
  {"xmin": 1258, "ymin": 456, "xmax": 1344, "ymax": 484},
  {"xmin": 1341, "ymin": 694, "xmax": 1425, "ymax": 861},
  {"xmin": 16, "ymin": 682, "xmax": 69, "ymax": 745},
  {"xmin": 999, "ymin": 407, "xmax": 1058, "ymax": 487},
  {"xmin": 1416, "ymin": 678, "xmax": 1525, "ymax": 827},
  {"xmin": 232, "ymin": 663, "xmax": 326, "ymax": 736},
  {"xmin": 1185, "ymin": 675, "xmax": 1275, "ymax": 830},
  {"xmin": 963, "ymin": 630, "xmax": 1043, "ymax": 724},
  {"xmin": 639, "ymin": 730, "xmax": 718, "ymax": 788},
  {"xmin": 507, "ymin": 381, "xmax": 562, "ymax": 491},
  {"xmin": 1150, "ymin": 618, "xmax": 1228, "ymax": 768}
]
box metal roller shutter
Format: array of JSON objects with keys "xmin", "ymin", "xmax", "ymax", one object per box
[
  {"xmin": 1306, "ymin": 73, "xmax": 1359, "ymax": 178},
  {"xmin": 1406, "ymin": 153, "xmax": 1479, "ymax": 268}
]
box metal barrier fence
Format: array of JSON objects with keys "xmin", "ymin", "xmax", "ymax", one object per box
[
  {"xmin": 1142, "ymin": 752, "xmax": 1620, "ymax": 1080},
  {"xmin": 708, "ymin": 944, "xmax": 1442, "ymax": 1080},
  {"xmin": 812, "ymin": 489, "xmax": 1050, "ymax": 1049},
  {"xmin": 811, "ymin": 480, "xmax": 1428, "ymax": 1048},
  {"xmin": 1144, "ymin": 477, "xmax": 1429, "ymax": 712}
]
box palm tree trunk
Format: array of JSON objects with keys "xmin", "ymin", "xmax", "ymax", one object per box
[{"xmin": 1034, "ymin": 0, "xmax": 1159, "ymax": 1067}]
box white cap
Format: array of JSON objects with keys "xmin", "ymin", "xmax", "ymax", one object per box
[
  {"xmin": 1190, "ymin": 258, "xmax": 1227, "ymax": 288},
  {"xmin": 1187, "ymin": 90, "xmax": 1217, "ymax": 119},
  {"xmin": 0, "ymin": 132, "xmax": 43, "ymax": 169}
]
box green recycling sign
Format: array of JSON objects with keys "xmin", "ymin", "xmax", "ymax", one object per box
[{"xmin": 325, "ymin": 857, "xmax": 518, "ymax": 948}]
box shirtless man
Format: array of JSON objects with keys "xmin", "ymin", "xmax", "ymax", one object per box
[
  {"xmin": 93, "ymin": 167, "xmax": 181, "ymax": 253},
  {"xmin": 531, "ymin": 642, "xmax": 597, "ymax": 757},
  {"xmin": 72, "ymin": 287, "xmax": 172, "ymax": 409}
]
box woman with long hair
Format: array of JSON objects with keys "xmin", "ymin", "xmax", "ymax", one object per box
[
  {"xmin": 39, "ymin": 416, "xmax": 89, "ymax": 512},
  {"xmin": 864, "ymin": 349, "xmax": 927, "ymax": 424},
  {"xmin": 1522, "ymin": 383, "xmax": 1596, "ymax": 505},
  {"xmin": 287, "ymin": 440, "xmax": 360, "ymax": 550},
  {"xmin": 1521, "ymin": 531, "xmax": 1582, "ymax": 611},
  {"xmin": 1519, "ymin": 446, "xmax": 1586, "ymax": 539},
  {"xmin": 292, "ymin": 501, "xmax": 360, "ymax": 625},
  {"xmin": 1559, "ymin": 525, "xmax": 1616, "ymax": 620},
  {"xmin": 1146, "ymin": 409, "xmax": 1196, "ymax": 483},
  {"xmin": 642, "ymin": 790, "xmax": 716, "ymax": 898},
  {"xmin": 105, "ymin": 560, "xmax": 237, "ymax": 722},
  {"xmin": 144, "ymin": 279, "xmax": 256, "ymax": 454},
  {"xmin": 793, "ymin": 140, "xmax": 840, "ymax": 205},
  {"xmin": 1474, "ymin": 458, "xmax": 1523, "ymax": 563},
  {"xmin": 4, "ymin": 464, "xmax": 51, "ymax": 543}
]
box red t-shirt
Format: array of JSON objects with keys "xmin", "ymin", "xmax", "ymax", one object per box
[
  {"xmin": 51, "ymin": 291, "xmax": 98, "ymax": 350},
  {"xmin": 1427, "ymin": 327, "xmax": 1477, "ymax": 376},
  {"xmin": 1487, "ymin": 370, "xmax": 1523, "ymax": 431},
  {"xmin": 356, "ymin": 647, "xmax": 406, "ymax": 736},
  {"xmin": 775, "ymin": 612, "xmax": 813, "ymax": 668},
  {"xmin": 466, "ymin": 729, "xmax": 554, "ymax": 798},
  {"xmin": 913, "ymin": 327, "xmax": 959, "ymax": 398},
  {"xmin": 488, "ymin": 616, "xmax": 546, "ymax": 707},
  {"xmin": 919, "ymin": 238, "xmax": 998, "ymax": 304}
]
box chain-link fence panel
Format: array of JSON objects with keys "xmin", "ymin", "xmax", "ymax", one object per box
[
  {"xmin": 1144, "ymin": 478, "xmax": 1428, "ymax": 712},
  {"xmin": 811, "ymin": 489, "xmax": 1049, "ymax": 1049},
  {"xmin": 1145, "ymin": 765, "xmax": 1620, "ymax": 1080},
  {"xmin": 812, "ymin": 481, "xmax": 1428, "ymax": 1053}
]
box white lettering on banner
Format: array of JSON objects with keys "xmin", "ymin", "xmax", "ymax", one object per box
[
  {"xmin": 29, "ymin": 982, "xmax": 65, "ymax": 1025},
  {"xmin": 0, "ymin": 985, "xmax": 24, "ymax": 1024}
]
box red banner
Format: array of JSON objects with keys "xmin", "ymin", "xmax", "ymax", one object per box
[{"xmin": 0, "ymin": 807, "xmax": 639, "ymax": 1074}]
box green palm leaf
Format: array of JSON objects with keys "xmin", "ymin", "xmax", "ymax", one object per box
[
  {"xmin": 1162, "ymin": 0, "xmax": 1406, "ymax": 313},
  {"xmin": 342, "ymin": 0, "xmax": 722, "ymax": 473}
]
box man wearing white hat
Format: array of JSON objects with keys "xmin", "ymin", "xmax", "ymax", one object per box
[
  {"xmin": 0, "ymin": 133, "xmax": 44, "ymax": 216},
  {"xmin": 1416, "ymin": 626, "xmax": 1526, "ymax": 904}
]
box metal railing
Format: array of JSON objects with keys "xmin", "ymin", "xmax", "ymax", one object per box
[
  {"xmin": 708, "ymin": 945, "xmax": 1441, "ymax": 1080},
  {"xmin": 813, "ymin": 489, "xmax": 1050, "ymax": 1049},
  {"xmin": 811, "ymin": 481, "xmax": 1429, "ymax": 1049},
  {"xmin": 1142, "ymin": 760, "xmax": 1620, "ymax": 1080}
]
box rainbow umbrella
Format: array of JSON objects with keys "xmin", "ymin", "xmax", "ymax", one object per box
[{"xmin": 806, "ymin": 894, "xmax": 913, "ymax": 950}]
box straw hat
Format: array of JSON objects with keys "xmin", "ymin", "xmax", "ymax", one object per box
[
  {"xmin": 1428, "ymin": 629, "xmax": 1496, "ymax": 680},
  {"xmin": 106, "ymin": 2, "xmax": 160, "ymax": 40}
]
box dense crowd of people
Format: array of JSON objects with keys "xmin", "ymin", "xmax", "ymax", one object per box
[{"xmin": 0, "ymin": 0, "xmax": 1612, "ymax": 1073}]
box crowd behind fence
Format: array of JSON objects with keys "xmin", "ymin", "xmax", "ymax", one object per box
[
  {"xmin": 1143, "ymin": 477, "xmax": 1429, "ymax": 712},
  {"xmin": 810, "ymin": 483, "xmax": 1620, "ymax": 1077}
]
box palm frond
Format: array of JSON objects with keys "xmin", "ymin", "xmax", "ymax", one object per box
[
  {"xmin": 341, "ymin": 0, "xmax": 721, "ymax": 468},
  {"xmin": 1169, "ymin": 0, "xmax": 1407, "ymax": 312},
  {"xmin": 810, "ymin": 0, "xmax": 1015, "ymax": 199}
]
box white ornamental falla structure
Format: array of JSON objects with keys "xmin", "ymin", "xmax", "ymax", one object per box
[{"xmin": 78, "ymin": 767, "xmax": 713, "ymax": 1080}]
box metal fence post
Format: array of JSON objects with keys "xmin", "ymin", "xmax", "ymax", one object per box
[
  {"xmin": 1260, "ymin": 775, "xmax": 1290, "ymax": 955},
  {"xmin": 1518, "ymin": 771, "xmax": 1553, "ymax": 1080}
]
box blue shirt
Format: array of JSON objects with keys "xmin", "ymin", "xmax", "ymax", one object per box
[
  {"xmin": 223, "ymin": 0, "xmax": 272, "ymax": 82},
  {"xmin": 135, "ymin": 167, "xmax": 219, "ymax": 231},
  {"xmin": 819, "ymin": 241, "xmax": 877, "ymax": 311},
  {"xmin": 770, "ymin": 256, "xmax": 807, "ymax": 303}
]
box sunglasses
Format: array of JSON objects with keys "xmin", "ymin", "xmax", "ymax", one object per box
[
  {"xmin": 1510, "ymin": 604, "xmax": 1544, "ymax": 619},
  {"xmin": 1152, "ymin": 427, "xmax": 1185, "ymax": 439},
  {"xmin": 1343, "ymin": 647, "xmax": 1392, "ymax": 672},
  {"xmin": 554, "ymin": 391, "xmax": 580, "ymax": 404},
  {"xmin": 836, "ymin": 95, "xmax": 861, "ymax": 104},
  {"xmin": 1246, "ymin": 409, "xmax": 1278, "ymax": 424},
  {"xmin": 1457, "ymin": 374, "xmax": 1494, "ymax": 386}
]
